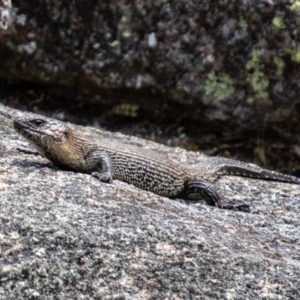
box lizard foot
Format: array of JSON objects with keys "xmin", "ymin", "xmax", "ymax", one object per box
[
  {"xmin": 221, "ymin": 203, "xmax": 252, "ymax": 213},
  {"xmin": 91, "ymin": 171, "xmax": 113, "ymax": 183}
]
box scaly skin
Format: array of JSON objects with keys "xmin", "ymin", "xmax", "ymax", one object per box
[{"xmin": 13, "ymin": 114, "xmax": 300, "ymax": 212}]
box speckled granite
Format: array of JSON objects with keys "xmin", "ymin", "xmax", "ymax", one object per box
[{"xmin": 0, "ymin": 104, "xmax": 300, "ymax": 299}]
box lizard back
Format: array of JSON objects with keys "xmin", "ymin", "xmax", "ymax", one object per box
[
  {"xmin": 44, "ymin": 131, "xmax": 190, "ymax": 197},
  {"xmin": 91, "ymin": 137, "xmax": 189, "ymax": 197}
]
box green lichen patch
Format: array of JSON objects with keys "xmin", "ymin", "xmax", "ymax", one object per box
[
  {"xmin": 272, "ymin": 17, "xmax": 286, "ymax": 29},
  {"xmin": 121, "ymin": 16, "xmax": 128, "ymax": 23},
  {"xmin": 239, "ymin": 17, "xmax": 248, "ymax": 28},
  {"xmin": 113, "ymin": 103, "xmax": 139, "ymax": 117},
  {"xmin": 204, "ymin": 72, "xmax": 234, "ymax": 101},
  {"xmin": 122, "ymin": 30, "xmax": 131, "ymax": 38},
  {"xmin": 110, "ymin": 40, "xmax": 120, "ymax": 47},
  {"xmin": 246, "ymin": 50, "xmax": 269, "ymax": 99},
  {"xmin": 246, "ymin": 96, "xmax": 255, "ymax": 105},
  {"xmin": 93, "ymin": 43, "xmax": 101, "ymax": 50},
  {"xmin": 288, "ymin": 45, "xmax": 300, "ymax": 63},
  {"xmin": 290, "ymin": 0, "xmax": 300, "ymax": 12},
  {"xmin": 274, "ymin": 57, "xmax": 285, "ymax": 76}
]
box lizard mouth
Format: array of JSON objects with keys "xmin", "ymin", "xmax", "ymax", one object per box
[
  {"xmin": 13, "ymin": 118, "xmax": 42, "ymax": 137},
  {"xmin": 13, "ymin": 118, "xmax": 26, "ymax": 133}
]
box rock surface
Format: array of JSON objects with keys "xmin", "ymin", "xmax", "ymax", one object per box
[
  {"xmin": 1, "ymin": 1, "xmax": 300, "ymax": 133},
  {"xmin": 0, "ymin": 104, "xmax": 300, "ymax": 299}
]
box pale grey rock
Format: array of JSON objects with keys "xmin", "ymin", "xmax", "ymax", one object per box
[{"xmin": 0, "ymin": 104, "xmax": 300, "ymax": 299}]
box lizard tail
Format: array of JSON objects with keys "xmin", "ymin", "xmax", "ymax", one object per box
[{"xmin": 215, "ymin": 164, "xmax": 300, "ymax": 184}]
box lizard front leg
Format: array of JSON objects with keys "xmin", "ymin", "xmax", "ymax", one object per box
[
  {"xmin": 181, "ymin": 180, "xmax": 251, "ymax": 212},
  {"xmin": 85, "ymin": 150, "xmax": 114, "ymax": 183}
]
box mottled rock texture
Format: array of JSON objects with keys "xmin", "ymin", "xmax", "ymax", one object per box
[
  {"xmin": 1, "ymin": 104, "xmax": 300, "ymax": 299},
  {"xmin": 1, "ymin": 1, "xmax": 300, "ymax": 133},
  {"xmin": 0, "ymin": 0, "xmax": 11, "ymax": 31}
]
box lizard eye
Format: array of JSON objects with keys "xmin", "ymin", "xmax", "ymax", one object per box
[{"xmin": 30, "ymin": 119, "xmax": 44, "ymax": 126}]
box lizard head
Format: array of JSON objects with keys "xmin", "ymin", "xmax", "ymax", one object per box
[{"xmin": 14, "ymin": 115, "xmax": 70, "ymax": 156}]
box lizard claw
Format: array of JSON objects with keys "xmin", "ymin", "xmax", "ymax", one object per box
[
  {"xmin": 91, "ymin": 171, "xmax": 113, "ymax": 183},
  {"xmin": 221, "ymin": 203, "xmax": 252, "ymax": 213}
]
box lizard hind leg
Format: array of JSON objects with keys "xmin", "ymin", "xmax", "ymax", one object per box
[
  {"xmin": 181, "ymin": 180, "xmax": 251, "ymax": 212},
  {"xmin": 181, "ymin": 180, "xmax": 222, "ymax": 207}
]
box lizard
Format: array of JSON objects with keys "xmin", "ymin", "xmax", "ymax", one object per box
[{"xmin": 13, "ymin": 113, "xmax": 300, "ymax": 212}]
